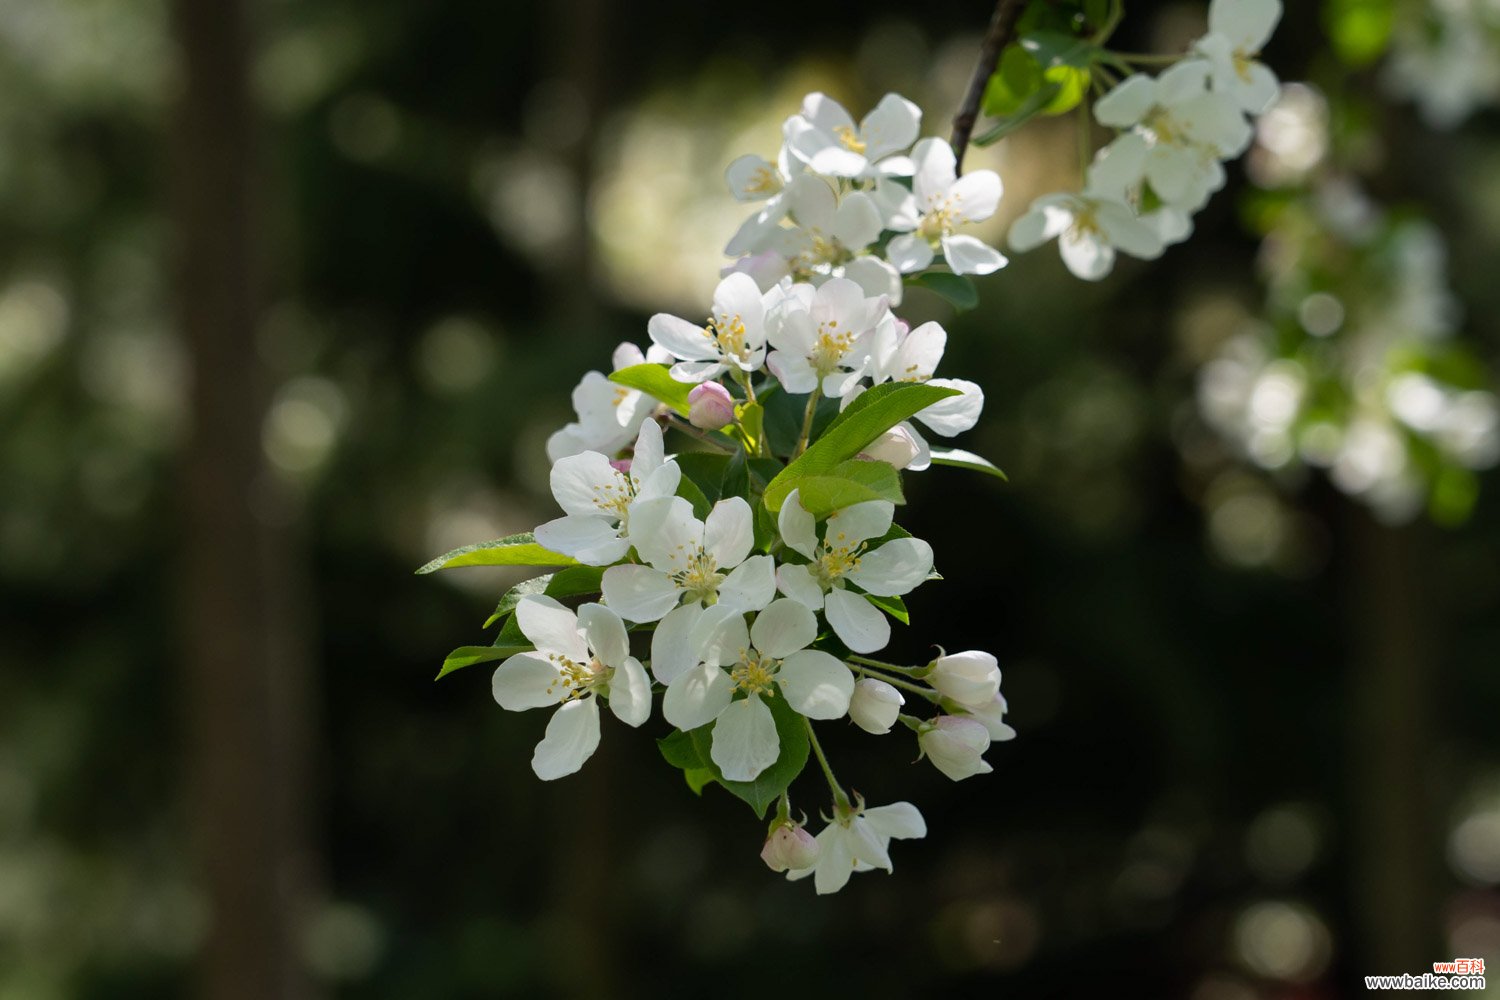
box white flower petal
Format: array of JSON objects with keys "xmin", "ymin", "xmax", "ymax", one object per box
[
  {"xmin": 600, "ymin": 564, "xmax": 681, "ymax": 623},
  {"xmin": 704, "ymin": 496, "xmax": 755, "ymax": 569},
  {"xmin": 627, "ymin": 496, "xmax": 701, "ymax": 570},
  {"xmin": 812, "ymin": 828, "xmax": 856, "ymax": 894},
  {"xmin": 647, "ymin": 313, "xmax": 716, "ymax": 362},
  {"xmin": 832, "ymin": 192, "xmax": 883, "ymax": 250},
  {"xmin": 550, "ymin": 452, "xmax": 625, "ymax": 518},
  {"xmin": 949, "ymin": 170, "xmax": 1002, "ymax": 223},
  {"xmin": 1094, "ymin": 74, "xmax": 1157, "ymax": 127},
  {"xmin": 533, "ymin": 515, "xmax": 626, "ymax": 566},
  {"xmin": 749, "ymin": 598, "xmax": 818, "ymax": 659},
  {"xmin": 709, "ymin": 694, "xmax": 781, "ymax": 781},
  {"xmin": 846, "ymin": 537, "xmax": 934, "ymax": 597},
  {"xmin": 662, "ymin": 660, "xmax": 735, "ymax": 730},
  {"xmin": 691, "ymin": 603, "xmax": 751, "ymax": 667},
  {"xmin": 826, "ymin": 500, "xmax": 894, "ymax": 546},
  {"xmin": 1209, "ymin": 0, "xmax": 1282, "ymax": 51},
  {"xmin": 491, "ymin": 652, "xmax": 564, "ymax": 711},
  {"xmin": 885, "ymin": 233, "xmax": 934, "ymax": 274},
  {"xmin": 777, "ymin": 490, "xmax": 819, "ymax": 559},
  {"xmin": 909, "ymin": 137, "xmax": 957, "ymax": 205},
  {"xmin": 777, "ymin": 649, "xmax": 854, "ymax": 719},
  {"xmin": 607, "ymin": 656, "xmax": 651, "ymax": 727},
  {"xmin": 725, "ymin": 154, "xmax": 782, "ymax": 202},
  {"xmin": 940, "ymin": 234, "xmax": 1007, "ymax": 276},
  {"xmin": 576, "ymin": 602, "xmax": 629, "ymax": 667},
  {"xmin": 824, "ymin": 589, "xmax": 891, "ymax": 655},
  {"xmin": 913, "ymin": 377, "xmax": 984, "ymax": 437},
  {"xmin": 1059, "ymin": 226, "xmax": 1116, "ymax": 281},
  {"xmin": 863, "ymin": 802, "xmax": 927, "ymax": 840},
  {"xmin": 531, "ymin": 697, "xmax": 601, "ymax": 780},
  {"xmin": 649, "ymin": 602, "xmax": 704, "ymax": 684},
  {"xmin": 775, "ymin": 563, "xmax": 826, "ymax": 609},
  {"xmin": 631, "ymin": 418, "xmax": 665, "ymax": 480},
  {"xmin": 718, "ymin": 554, "xmax": 777, "ymax": 613},
  {"xmin": 515, "ymin": 595, "xmax": 588, "ymax": 660},
  {"xmin": 860, "ymin": 92, "xmax": 922, "ymax": 161}
]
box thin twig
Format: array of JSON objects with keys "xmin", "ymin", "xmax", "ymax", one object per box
[{"xmin": 950, "ymin": 0, "xmax": 1028, "ymax": 175}]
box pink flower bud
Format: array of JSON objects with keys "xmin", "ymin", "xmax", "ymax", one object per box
[
  {"xmin": 609, "ymin": 458, "xmax": 632, "ymax": 474},
  {"xmin": 929, "ymin": 650, "xmax": 1001, "ymax": 708},
  {"xmin": 760, "ymin": 823, "xmax": 820, "ymax": 873},
  {"xmin": 688, "ymin": 382, "xmax": 736, "ymax": 430}
]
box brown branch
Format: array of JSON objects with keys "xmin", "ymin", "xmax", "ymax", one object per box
[{"xmin": 950, "ymin": 0, "xmax": 1028, "ymax": 174}]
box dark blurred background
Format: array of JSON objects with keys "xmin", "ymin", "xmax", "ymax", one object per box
[{"xmin": 2, "ymin": 0, "xmax": 1498, "ymax": 997}]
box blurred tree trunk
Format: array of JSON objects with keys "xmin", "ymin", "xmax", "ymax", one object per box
[
  {"xmin": 169, "ymin": 1, "xmax": 320, "ymax": 998},
  {"xmin": 1346, "ymin": 510, "xmax": 1440, "ymax": 971}
]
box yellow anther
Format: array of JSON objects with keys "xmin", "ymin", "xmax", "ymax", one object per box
[{"xmin": 834, "ymin": 125, "xmax": 866, "ymax": 154}]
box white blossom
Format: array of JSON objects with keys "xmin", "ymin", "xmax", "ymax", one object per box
[
  {"xmin": 490, "ymin": 597, "xmax": 651, "ymax": 780},
  {"xmin": 775, "ymin": 490, "xmax": 934, "ymax": 654},
  {"xmin": 648, "ymin": 272, "xmax": 770, "ymax": 383},
  {"xmin": 1008, "ymin": 188, "xmax": 1165, "ymax": 281},
  {"xmin": 602, "ymin": 495, "xmax": 776, "ymax": 682},
  {"xmin": 545, "ymin": 341, "xmax": 672, "ymax": 462},
  {"xmin": 876, "ymin": 138, "xmax": 1007, "ymax": 276},
  {"xmin": 785, "ymin": 800, "xmax": 926, "ymax": 894},
  {"xmin": 1194, "ymin": 0, "xmax": 1284, "ymax": 114},
  {"xmin": 534, "ymin": 420, "xmax": 679, "ymax": 565},
  {"xmin": 662, "ymin": 600, "xmax": 855, "ymax": 781},
  {"xmin": 783, "ymin": 92, "xmax": 921, "ymax": 179},
  {"xmin": 765, "ymin": 277, "xmax": 887, "ymax": 399}
]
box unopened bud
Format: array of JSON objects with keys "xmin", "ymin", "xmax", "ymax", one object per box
[
  {"xmin": 928, "ymin": 650, "xmax": 1001, "ymax": 708},
  {"xmin": 918, "ymin": 716, "xmax": 993, "ymax": 782},
  {"xmin": 761, "ymin": 823, "xmax": 820, "ymax": 872},
  {"xmin": 848, "ymin": 678, "xmax": 904, "ymax": 735},
  {"xmin": 688, "ymin": 381, "xmax": 736, "ymax": 430}
]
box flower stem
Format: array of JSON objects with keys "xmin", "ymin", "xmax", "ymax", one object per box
[
  {"xmin": 950, "ymin": 0, "xmax": 1028, "ymax": 174},
  {"xmin": 793, "ymin": 385, "xmax": 821, "ymax": 458},
  {"xmin": 804, "ymin": 718, "xmax": 848, "ymax": 808},
  {"xmin": 848, "ymin": 662, "xmax": 940, "ymax": 702},
  {"xmin": 1106, "ymin": 50, "xmax": 1183, "ymax": 65},
  {"xmin": 667, "ymin": 415, "xmax": 735, "ymax": 451},
  {"xmin": 848, "ymin": 654, "xmax": 928, "ymax": 675}
]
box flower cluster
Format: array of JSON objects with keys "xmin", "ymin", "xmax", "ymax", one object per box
[
  {"xmin": 424, "ymin": 0, "xmax": 1284, "ymax": 894},
  {"xmin": 1384, "ymin": 0, "xmax": 1500, "ymax": 128},
  {"xmin": 1008, "ymin": 0, "xmax": 1284, "ymax": 280},
  {"xmin": 722, "ymin": 93, "xmax": 1007, "ymax": 304}
]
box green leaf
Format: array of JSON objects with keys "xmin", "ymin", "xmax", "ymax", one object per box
[
  {"xmin": 417, "ymin": 533, "xmax": 579, "ymax": 574},
  {"xmin": 982, "ymin": 44, "xmax": 1043, "ymax": 118},
  {"xmin": 674, "ymin": 452, "xmax": 729, "ymax": 504},
  {"xmin": 484, "ymin": 573, "xmax": 554, "ymax": 628},
  {"xmin": 778, "ymin": 459, "xmax": 904, "ymax": 517},
  {"xmin": 763, "ymin": 383, "xmax": 959, "ymax": 512},
  {"xmin": 436, "ymin": 644, "xmax": 530, "ymax": 681},
  {"xmin": 1325, "ymin": 0, "xmax": 1395, "ymax": 67},
  {"xmin": 905, "ymin": 272, "xmax": 979, "ymax": 311},
  {"xmin": 736, "ymin": 400, "xmax": 764, "ymax": 455},
  {"xmin": 1021, "ymin": 29, "xmax": 1094, "ymax": 68},
  {"xmin": 972, "ymin": 84, "xmax": 1062, "ymax": 146},
  {"xmin": 683, "ymin": 768, "xmax": 717, "ymax": 795},
  {"xmin": 864, "ymin": 593, "xmax": 909, "ymax": 625},
  {"xmin": 609, "ymin": 363, "xmax": 692, "ymax": 416},
  {"xmin": 1040, "ymin": 64, "xmax": 1089, "ymax": 116},
  {"xmin": 927, "ymin": 446, "xmax": 1009, "ymax": 481},
  {"xmin": 762, "ymin": 385, "xmax": 808, "ymax": 457},
  {"xmin": 655, "ymin": 692, "xmax": 812, "ymax": 818},
  {"xmin": 676, "ymin": 473, "xmax": 712, "ymax": 520}
]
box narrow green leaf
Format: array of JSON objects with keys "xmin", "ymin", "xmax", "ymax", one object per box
[
  {"xmin": 905, "ymin": 272, "xmax": 979, "ymax": 311},
  {"xmin": 417, "ymin": 533, "xmax": 579, "ymax": 574},
  {"xmin": 436, "ymin": 644, "xmax": 531, "ymax": 681},
  {"xmin": 778, "ymin": 459, "xmax": 904, "ymax": 517},
  {"xmin": 971, "ymin": 84, "xmax": 1061, "ymax": 146},
  {"xmin": 609, "ymin": 363, "xmax": 692, "ymax": 416},
  {"xmin": 928, "ymin": 446, "xmax": 1010, "ymax": 481},
  {"xmin": 864, "ymin": 593, "xmax": 909, "ymax": 626},
  {"xmin": 763, "ymin": 383, "xmax": 959, "ymax": 512}
]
